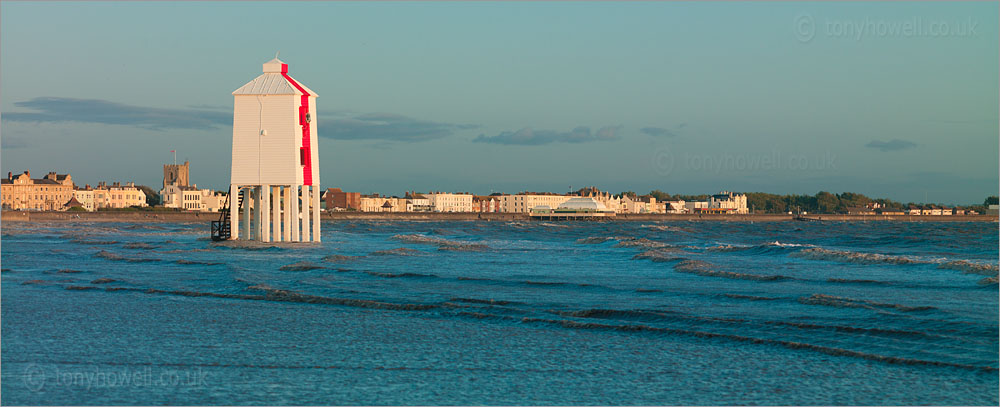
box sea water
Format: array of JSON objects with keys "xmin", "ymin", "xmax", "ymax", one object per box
[{"xmin": 2, "ymin": 220, "xmax": 997, "ymax": 405}]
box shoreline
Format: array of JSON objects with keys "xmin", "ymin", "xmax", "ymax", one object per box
[{"xmin": 2, "ymin": 210, "xmax": 996, "ymax": 223}]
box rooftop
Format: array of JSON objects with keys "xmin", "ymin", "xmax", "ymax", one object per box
[{"xmin": 233, "ymin": 58, "xmax": 318, "ymax": 96}]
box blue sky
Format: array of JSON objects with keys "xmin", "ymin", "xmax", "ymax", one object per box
[{"xmin": 2, "ymin": 1, "xmax": 997, "ymax": 204}]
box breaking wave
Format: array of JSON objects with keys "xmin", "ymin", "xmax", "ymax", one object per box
[
  {"xmin": 176, "ymin": 259, "xmax": 224, "ymax": 266},
  {"xmin": 455, "ymin": 312, "xmax": 996, "ymax": 372},
  {"xmin": 826, "ymin": 278, "xmax": 895, "ymax": 286},
  {"xmin": 763, "ymin": 320, "xmax": 940, "ymax": 339},
  {"xmin": 798, "ymin": 294, "xmax": 936, "ymax": 312},
  {"xmin": 364, "ymin": 271, "xmax": 437, "ymax": 279},
  {"xmin": 641, "ymin": 224, "xmax": 693, "ymax": 233},
  {"xmin": 938, "ymin": 260, "xmax": 1000, "ymax": 276},
  {"xmin": 632, "ymin": 250, "xmax": 685, "ymax": 263},
  {"xmin": 448, "ymin": 297, "xmax": 521, "ymax": 306},
  {"xmin": 675, "ymin": 260, "xmax": 793, "ymax": 282},
  {"xmin": 553, "ymin": 308, "xmax": 680, "ymax": 322},
  {"xmin": 613, "ymin": 238, "xmax": 675, "ymax": 249},
  {"xmin": 123, "ymin": 242, "xmax": 158, "ymax": 250},
  {"xmin": 279, "ymin": 262, "xmax": 326, "ymax": 271},
  {"xmin": 790, "ymin": 247, "xmax": 924, "ymax": 265},
  {"xmin": 792, "ymin": 248, "xmax": 999, "ymax": 280},
  {"xmin": 370, "ymin": 248, "xmax": 425, "ymax": 256},
  {"xmin": 537, "ymin": 222, "xmax": 570, "ymax": 228},
  {"xmin": 322, "ymin": 254, "xmax": 363, "ymax": 262},
  {"xmin": 576, "ymin": 236, "xmax": 613, "ymax": 244},
  {"xmin": 210, "ymin": 241, "xmax": 289, "ymax": 251},
  {"xmin": 95, "ymin": 285, "xmax": 440, "ymax": 311},
  {"xmin": 706, "ymin": 241, "xmax": 812, "ymax": 255},
  {"xmin": 722, "ymin": 293, "xmax": 781, "ymax": 301},
  {"xmin": 391, "ymin": 234, "xmax": 489, "ymax": 251},
  {"xmin": 71, "ymin": 239, "xmax": 119, "ymax": 245},
  {"xmin": 95, "ymin": 250, "xmax": 160, "ymax": 263}
]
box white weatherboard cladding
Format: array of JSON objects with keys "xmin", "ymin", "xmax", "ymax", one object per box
[{"xmin": 231, "ymin": 95, "xmax": 299, "ymax": 185}]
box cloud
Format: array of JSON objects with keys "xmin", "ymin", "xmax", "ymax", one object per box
[
  {"xmin": 866, "ymin": 139, "xmax": 917, "ymax": 152},
  {"xmin": 473, "ymin": 125, "xmax": 623, "ymax": 145},
  {"xmin": 185, "ymin": 104, "xmax": 229, "ymax": 111},
  {"xmin": 1, "ymin": 137, "xmax": 28, "ymax": 149},
  {"xmin": 322, "ymin": 113, "xmax": 476, "ymax": 142},
  {"xmin": 3, "ymin": 97, "xmax": 231, "ymax": 131},
  {"xmin": 641, "ymin": 123, "xmax": 686, "ymax": 138}
]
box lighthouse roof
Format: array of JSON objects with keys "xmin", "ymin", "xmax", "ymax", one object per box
[
  {"xmin": 232, "ymin": 58, "xmax": 318, "ymax": 96},
  {"xmin": 262, "ymin": 57, "xmax": 285, "ymax": 73}
]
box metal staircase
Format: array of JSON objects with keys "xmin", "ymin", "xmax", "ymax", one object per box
[{"xmin": 211, "ymin": 188, "xmax": 244, "ymax": 241}]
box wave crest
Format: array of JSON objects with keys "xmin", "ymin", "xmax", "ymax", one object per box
[
  {"xmin": 675, "ymin": 260, "xmax": 793, "ymax": 282},
  {"xmin": 798, "ymin": 294, "xmax": 935, "ymax": 312},
  {"xmin": 632, "ymin": 249, "xmax": 685, "ymax": 263},
  {"xmin": 391, "ymin": 234, "xmax": 489, "ymax": 251}
]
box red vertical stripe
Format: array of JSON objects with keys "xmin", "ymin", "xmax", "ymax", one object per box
[{"xmin": 281, "ymin": 66, "xmax": 313, "ymax": 186}]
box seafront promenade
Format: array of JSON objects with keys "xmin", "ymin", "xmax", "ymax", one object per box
[{"xmin": 2, "ymin": 210, "xmax": 996, "ymax": 223}]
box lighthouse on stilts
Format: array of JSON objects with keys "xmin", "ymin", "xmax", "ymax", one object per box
[{"xmin": 212, "ymin": 56, "xmax": 321, "ymax": 242}]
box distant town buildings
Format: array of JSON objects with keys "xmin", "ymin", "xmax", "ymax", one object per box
[
  {"xmin": 530, "ymin": 197, "xmax": 616, "ymax": 220},
  {"xmin": 425, "ymin": 192, "xmax": 474, "ymax": 212},
  {"xmin": 2, "ymin": 164, "xmax": 989, "ymax": 217},
  {"xmin": 621, "ymin": 194, "xmax": 659, "ymax": 214},
  {"xmin": 664, "ymin": 200, "xmax": 687, "ymax": 214},
  {"xmin": 159, "ymin": 162, "xmax": 225, "ymax": 212},
  {"xmin": 73, "ymin": 188, "xmax": 96, "ymax": 211},
  {"xmin": 1, "ymin": 171, "xmax": 148, "ymax": 211},
  {"xmin": 95, "ymin": 182, "xmax": 148, "ymax": 209},
  {"xmin": 1, "ymin": 171, "xmax": 75, "ymax": 211},
  {"xmin": 358, "ymin": 194, "xmax": 407, "ymax": 212},
  {"xmin": 324, "ymin": 188, "xmax": 361, "ymax": 211},
  {"xmin": 406, "ymin": 192, "xmax": 432, "ymax": 212},
  {"xmin": 704, "ymin": 191, "xmax": 749, "ymax": 214},
  {"xmin": 473, "ymin": 195, "xmax": 500, "ymax": 213},
  {"xmin": 308, "ymin": 188, "xmax": 750, "ymax": 216},
  {"xmin": 499, "ymin": 193, "xmax": 574, "ymax": 214}
]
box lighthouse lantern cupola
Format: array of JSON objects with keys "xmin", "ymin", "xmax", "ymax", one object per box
[{"xmin": 225, "ymin": 57, "xmax": 321, "ymax": 243}]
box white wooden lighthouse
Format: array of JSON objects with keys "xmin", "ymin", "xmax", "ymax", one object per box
[{"xmin": 224, "ymin": 57, "xmax": 321, "ymax": 243}]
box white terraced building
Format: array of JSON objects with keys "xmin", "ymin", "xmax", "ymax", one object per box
[
  {"xmin": 424, "ymin": 193, "xmax": 473, "ymax": 212},
  {"xmin": 499, "ymin": 194, "xmax": 574, "ymax": 213}
]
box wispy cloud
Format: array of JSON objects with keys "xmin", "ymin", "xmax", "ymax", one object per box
[
  {"xmin": 641, "ymin": 123, "xmax": 686, "ymax": 138},
  {"xmin": 185, "ymin": 104, "xmax": 229, "ymax": 111},
  {"xmin": 866, "ymin": 139, "xmax": 917, "ymax": 152},
  {"xmin": 322, "ymin": 113, "xmax": 476, "ymax": 143},
  {"xmin": 1, "ymin": 137, "xmax": 28, "ymax": 149},
  {"xmin": 473, "ymin": 125, "xmax": 622, "ymax": 145},
  {"xmin": 4, "ymin": 97, "xmax": 231, "ymax": 131}
]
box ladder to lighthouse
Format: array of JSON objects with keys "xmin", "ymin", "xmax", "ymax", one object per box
[{"xmin": 211, "ymin": 187, "xmax": 244, "ymax": 241}]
